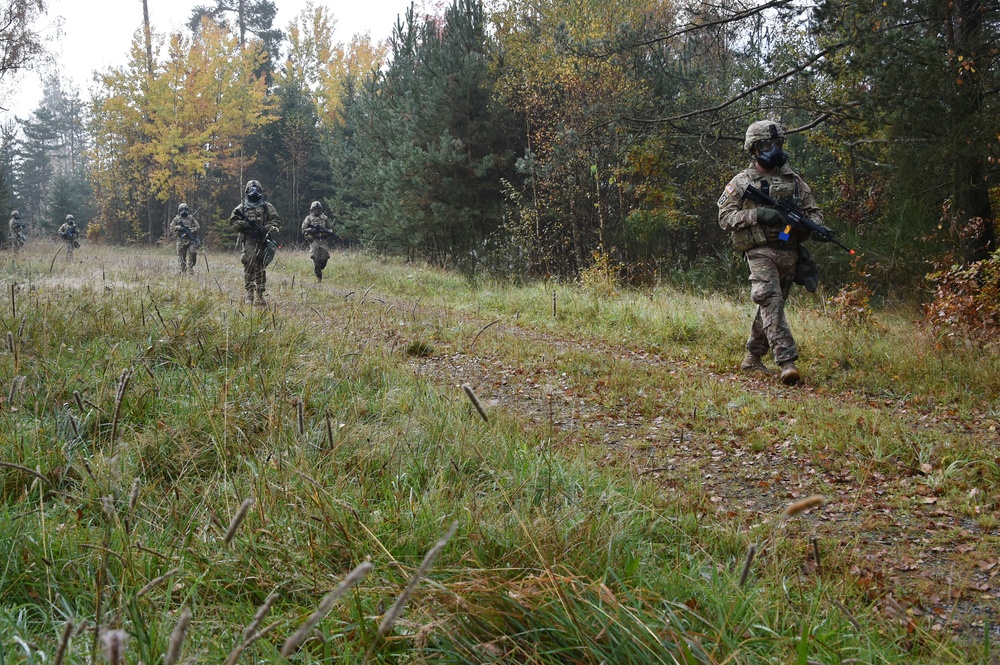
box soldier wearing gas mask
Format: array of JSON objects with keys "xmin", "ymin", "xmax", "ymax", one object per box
[
  {"xmin": 58, "ymin": 215, "xmax": 80, "ymax": 260},
  {"xmin": 300, "ymin": 201, "xmax": 336, "ymax": 282},
  {"xmin": 717, "ymin": 120, "xmax": 833, "ymax": 385},
  {"xmin": 229, "ymin": 180, "xmax": 281, "ymax": 305},
  {"xmin": 169, "ymin": 203, "xmax": 201, "ymax": 274},
  {"xmin": 8, "ymin": 210, "xmax": 26, "ymax": 251}
]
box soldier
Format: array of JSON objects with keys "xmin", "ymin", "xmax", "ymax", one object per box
[
  {"xmin": 57, "ymin": 214, "xmax": 80, "ymax": 260},
  {"xmin": 8, "ymin": 210, "xmax": 26, "ymax": 251},
  {"xmin": 229, "ymin": 180, "xmax": 281, "ymax": 305},
  {"xmin": 717, "ymin": 120, "xmax": 833, "ymax": 385},
  {"xmin": 169, "ymin": 202, "xmax": 201, "ymax": 274},
  {"xmin": 300, "ymin": 200, "xmax": 335, "ymax": 282}
]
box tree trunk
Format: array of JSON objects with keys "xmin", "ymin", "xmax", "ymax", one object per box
[
  {"xmin": 143, "ymin": 0, "xmax": 155, "ymax": 242},
  {"xmin": 142, "ymin": 0, "xmax": 153, "ymax": 76},
  {"xmin": 947, "ymin": 0, "xmax": 995, "ymax": 262},
  {"xmin": 238, "ymin": 0, "xmax": 247, "ymax": 47}
]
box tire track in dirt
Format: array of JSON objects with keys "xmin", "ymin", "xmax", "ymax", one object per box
[
  {"xmin": 394, "ymin": 315, "xmax": 1000, "ymax": 636},
  {"xmin": 228, "ymin": 266, "xmax": 999, "ymax": 638}
]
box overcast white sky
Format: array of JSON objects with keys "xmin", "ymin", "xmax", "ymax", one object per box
[{"xmin": 2, "ymin": 0, "xmax": 416, "ymax": 120}]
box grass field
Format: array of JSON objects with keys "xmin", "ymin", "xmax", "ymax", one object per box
[{"xmin": 0, "ymin": 241, "xmax": 998, "ymax": 663}]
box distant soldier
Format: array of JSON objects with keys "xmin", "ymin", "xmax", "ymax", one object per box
[
  {"xmin": 169, "ymin": 202, "xmax": 201, "ymax": 274},
  {"xmin": 57, "ymin": 214, "xmax": 80, "ymax": 260},
  {"xmin": 8, "ymin": 210, "xmax": 26, "ymax": 251},
  {"xmin": 300, "ymin": 200, "xmax": 336, "ymax": 282},
  {"xmin": 229, "ymin": 180, "xmax": 281, "ymax": 305}
]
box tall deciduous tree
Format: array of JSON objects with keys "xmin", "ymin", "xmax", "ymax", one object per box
[
  {"xmin": 267, "ymin": 3, "xmax": 385, "ymax": 229},
  {"xmin": 0, "ymin": 0, "xmax": 47, "ymax": 98},
  {"xmin": 282, "ymin": 2, "xmax": 385, "ymax": 128},
  {"xmin": 493, "ymin": 0, "xmax": 670, "ymax": 274},
  {"xmin": 89, "ymin": 23, "xmax": 270, "ymax": 242}
]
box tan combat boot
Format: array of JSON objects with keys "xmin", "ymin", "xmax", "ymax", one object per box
[
  {"xmin": 740, "ymin": 351, "xmax": 775, "ymax": 375},
  {"xmin": 779, "ymin": 361, "xmax": 800, "ymax": 385}
]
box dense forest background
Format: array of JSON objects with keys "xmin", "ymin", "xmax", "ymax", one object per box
[{"xmin": 1, "ymin": 0, "xmax": 998, "ymax": 295}]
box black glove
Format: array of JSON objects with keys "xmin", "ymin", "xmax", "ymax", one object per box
[
  {"xmin": 811, "ymin": 225, "xmax": 835, "ymax": 242},
  {"xmin": 756, "ymin": 207, "xmax": 786, "ymax": 227}
]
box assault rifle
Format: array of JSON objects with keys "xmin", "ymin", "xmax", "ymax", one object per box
[
  {"xmin": 61, "ymin": 227, "xmax": 80, "ymax": 247},
  {"xmin": 233, "ymin": 209, "xmax": 270, "ymax": 241},
  {"xmin": 743, "ymin": 184, "xmax": 854, "ymax": 255},
  {"xmin": 176, "ymin": 222, "xmax": 201, "ymax": 247},
  {"xmin": 234, "ymin": 208, "xmax": 277, "ymax": 267},
  {"xmin": 306, "ymin": 225, "xmax": 338, "ymax": 241}
]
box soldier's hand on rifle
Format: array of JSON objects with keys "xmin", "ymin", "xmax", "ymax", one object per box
[
  {"xmin": 811, "ymin": 225, "xmax": 835, "ymax": 242},
  {"xmin": 756, "ymin": 207, "xmax": 786, "ymax": 227}
]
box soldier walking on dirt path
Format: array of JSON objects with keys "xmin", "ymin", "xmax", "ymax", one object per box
[
  {"xmin": 717, "ymin": 120, "xmax": 835, "ymax": 385},
  {"xmin": 229, "ymin": 180, "xmax": 281, "ymax": 306}
]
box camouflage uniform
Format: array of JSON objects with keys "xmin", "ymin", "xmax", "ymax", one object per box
[
  {"xmin": 229, "ymin": 180, "xmax": 281, "ymax": 305},
  {"xmin": 8, "ymin": 211, "xmax": 25, "ymax": 251},
  {"xmin": 300, "ymin": 201, "xmax": 334, "ymax": 281},
  {"xmin": 58, "ymin": 216, "xmax": 80, "ymax": 260},
  {"xmin": 169, "ymin": 203, "xmax": 201, "ymax": 274},
  {"xmin": 718, "ymin": 121, "xmax": 825, "ymax": 384}
]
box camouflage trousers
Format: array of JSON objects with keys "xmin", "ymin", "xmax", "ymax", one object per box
[
  {"xmin": 176, "ymin": 240, "xmax": 198, "ymax": 274},
  {"xmin": 64, "ymin": 239, "xmax": 75, "ymax": 260},
  {"xmin": 744, "ymin": 246, "xmax": 799, "ymax": 364},
  {"xmin": 240, "ymin": 241, "xmax": 268, "ymax": 302},
  {"xmin": 308, "ymin": 240, "xmax": 329, "ymax": 280}
]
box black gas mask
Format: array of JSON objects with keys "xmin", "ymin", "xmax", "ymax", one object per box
[{"xmin": 755, "ymin": 140, "xmax": 788, "ymax": 170}]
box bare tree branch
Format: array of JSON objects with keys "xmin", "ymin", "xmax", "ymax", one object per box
[
  {"xmin": 629, "ymin": 0, "xmax": 797, "ymax": 49},
  {"xmin": 622, "ymin": 42, "xmax": 846, "ymax": 126}
]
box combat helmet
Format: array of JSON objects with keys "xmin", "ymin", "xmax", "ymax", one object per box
[
  {"xmin": 310, "ymin": 201, "xmax": 323, "ymax": 213},
  {"xmin": 245, "ymin": 180, "xmax": 264, "ymax": 205},
  {"xmin": 178, "ymin": 202, "xmax": 189, "ymax": 213},
  {"xmin": 65, "ymin": 214, "xmax": 76, "ymax": 224},
  {"xmin": 744, "ymin": 120, "xmax": 785, "ymax": 153},
  {"xmin": 11, "ymin": 210, "xmax": 19, "ymax": 219}
]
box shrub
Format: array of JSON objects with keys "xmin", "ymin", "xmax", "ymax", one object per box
[
  {"xmin": 830, "ymin": 280, "xmax": 876, "ymax": 327},
  {"xmin": 923, "ymin": 247, "xmax": 1000, "ymax": 344}
]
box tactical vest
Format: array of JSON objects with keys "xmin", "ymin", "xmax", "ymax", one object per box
[
  {"xmin": 241, "ymin": 204, "xmax": 271, "ymax": 227},
  {"xmin": 730, "ymin": 174, "xmax": 801, "ymax": 251},
  {"xmin": 239, "ymin": 203, "xmax": 278, "ymax": 266}
]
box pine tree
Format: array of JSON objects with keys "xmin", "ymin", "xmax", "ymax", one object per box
[
  {"xmin": 346, "ymin": 0, "xmax": 520, "ymax": 270},
  {"xmin": 15, "ymin": 106, "xmax": 58, "ymax": 232}
]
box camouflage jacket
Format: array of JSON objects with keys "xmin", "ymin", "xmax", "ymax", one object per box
[
  {"xmin": 9, "ymin": 217, "xmax": 25, "ymax": 232},
  {"xmin": 229, "ymin": 201, "xmax": 280, "ymax": 248},
  {"xmin": 300, "ymin": 213, "xmax": 333, "ymax": 240},
  {"xmin": 58, "ymin": 222, "xmax": 78, "ymax": 239},
  {"xmin": 170, "ymin": 215, "xmax": 201, "ymax": 241},
  {"xmin": 717, "ymin": 164, "xmax": 823, "ymax": 252}
]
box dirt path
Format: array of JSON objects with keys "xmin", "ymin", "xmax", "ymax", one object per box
[
  {"xmin": 30, "ymin": 250, "xmax": 996, "ymax": 637},
  {"xmin": 396, "ymin": 315, "xmax": 1000, "ymax": 637}
]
